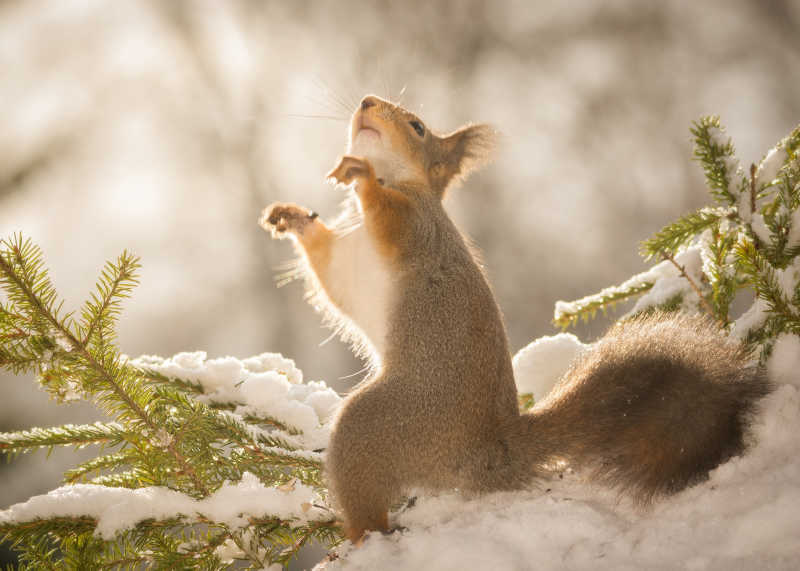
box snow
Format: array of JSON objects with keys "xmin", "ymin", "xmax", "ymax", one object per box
[
  {"xmin": 750, "ymin": 213, "xmax": 772, "ymax": 244},
  {"xmin": 749, "ymin": 145, "xmax": 797, "ymax": 245},
  {"xmin": 737, "ymin": 187, "xmax": 753, "ymax": 223},
  {"xmin": 512, "ymin": 333, "xmax": 587, "ymax": 398},
  {"xmin": 51, "ymin": 330, "xmax": 74, "ymax": 353},
  {"xmin": 730, "ymin": 297, "xmax": 769, "ymax": 339},
  {"xmin": 775, "ymin": 258, "xmax": 800, "ymax": 300},
  {"xmin": 706, "ymin": 126, "xmax": 730, "ymax": 149},
  {"xmin": 768, "ymin": 334, "xmax": 800, "ymax": 387},
  {"xmin": 0, "ymin": 472, "xmax": 325, "ymax": 540},
  {"xmin": 699, "ymin": 229, "xmax": 720, "ymax": 286},
  {"xmin": 628, "ymin": 246, "xmax": 703, "ymax": 315},
  {"xmin": 129, "ymin": 351, "xmax": 341, "ymax": 450},
  {"xmin": 320, "ymin": 338, "xmax": 800, "ymax": 571},
  {"xmin": 214, "ymin": 539, "xmax": 245, "ymax": 564},
  {"xmin": 723, "ymin": 156, "xmax": 742, "ymax": 194},
  {"xmin": 150, "ymin": 427, "xmax": 173, "ymax": 449},
  {"xmin": 788, "ymin": 208, "xmax": 800, "ymax": 249},
  {"xmin": 60, "ymin": 379, "xmax": 84, "ymax": 402},
  {"xmin": 756, "ymin": 146, "xmax": 787, "ymax": 187}
]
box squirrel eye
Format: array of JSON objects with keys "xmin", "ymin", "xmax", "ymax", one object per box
[{"xmin": 409, "ymin": 120, "xmax": 425, "ymax": 137}]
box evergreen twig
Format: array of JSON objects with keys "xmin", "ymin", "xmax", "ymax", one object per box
[
  {"xmin": 0, "ymin": 422, "xmax": 127, "ymax": 456},
  {"xmin": 553, "ymin": 282, "xmax": 653, "ymax": 330},
  {"xmin": 0, "ymin": 233, "xmax": 344, "ymax": 567},
  {"xmin": 560, "ymin": 116, "xmax": 799, "ymax": 338},
  {"xmin": 659, "ymin": 250, "xmax": 721, "ymax": 325},
  {"xmin": 640, "ymin": 208, "xmax": 725, "ymax": 261}
]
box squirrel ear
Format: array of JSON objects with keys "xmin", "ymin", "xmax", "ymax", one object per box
[{"xmin": 432, "ymin": 124, "xmax": 497, "ymax": 195}]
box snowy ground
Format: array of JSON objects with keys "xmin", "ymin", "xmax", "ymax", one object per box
[{"xmin": 322, "ymin": 332, "xmax": 800, "ymax": 571}]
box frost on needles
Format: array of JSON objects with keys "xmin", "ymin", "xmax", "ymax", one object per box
[
  {"xmin": 554, "ymin": 116, "xmax": 800, "ymax": 361},
  {"xmin": 1, "ymin": 115, "xmax": 799, "ymax": 569}
]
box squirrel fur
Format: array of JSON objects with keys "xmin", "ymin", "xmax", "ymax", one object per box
[{"xmin": 260, "ymin": 95, "xmax": 770, "ymax": 542}]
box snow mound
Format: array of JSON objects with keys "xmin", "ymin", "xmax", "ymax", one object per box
[{"xmin": 512, "ymin": 333, "xmax": 587, "ymax": 398}]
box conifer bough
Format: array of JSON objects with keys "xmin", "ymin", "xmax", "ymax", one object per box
[
  {"xmin": 0, "ymin": 233, "xmax": 343, "ymax": 569},
  {"xmin": 555, "ymin": 117, "xmax": 800, "ymax": 352}
]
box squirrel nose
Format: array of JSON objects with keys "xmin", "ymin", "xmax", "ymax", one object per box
[{"xmin": 360, "ymin": 96, "xmax": 378, "ymax": 111}]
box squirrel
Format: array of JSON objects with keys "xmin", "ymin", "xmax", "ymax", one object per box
[{"xmin": 260, "ymin": 94, "xmax": 771, "ymax": 543}]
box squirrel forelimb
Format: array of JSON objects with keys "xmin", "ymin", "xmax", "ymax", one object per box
[
  {"xmin": 260, "ymin": 202, "xmax": 333, "ymax": 277},
  {"xmin": 328, "ymin": 155, "xmax": 412, "ymax": 260},
  {"xmin": 260, "ymin": 203, "xmax": 318, "ymax": 238}
]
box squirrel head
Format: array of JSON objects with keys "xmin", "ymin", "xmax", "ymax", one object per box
[{"xmin": 347, "ymin": 95, "xmax": 496, "ymax": 197}]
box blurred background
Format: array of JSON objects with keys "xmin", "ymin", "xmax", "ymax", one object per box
[{"xmin": 1, "ymin": 0, "xmax": 799, "ymax": 567}]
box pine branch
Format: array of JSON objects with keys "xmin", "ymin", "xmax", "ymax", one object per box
[
  {"xmin": 690, "ymin": 116, "xmax": 739, "ymax": 205},
  {"xmin": 148, "ymin": 386, "xmax": 322, "ymax": 486},
  {"xmin": 137, "ymin": 367, "xmax": 205, "ymax": 394},
  {"xmin": 640, "ymin": 208, "xmax": 725, "ymax": 261},
  {"xmin": 144, "ymin": 374, "xmax": 303, "ymax": 436},
  {"xmin": 1, "ymin": 515, "xmax": 98, "ymax": 537},
  {"xmin": 659, "ymin": 250, "xmax": 721, "ymax": 325},
  {"xmin": 245, "ymin": 444, "xmax": 323, "ymax": 471},
  {"xmin": 63, "ymin": 449, "xmax": 139, "ymax": 484},
  {"xmin": 0, "ymin": 235, "xmax": 71, "ymax": 332},
  {"xmin": 735, "ymin": 239, "xmax": 800, "ymax": 328},
  {"xmin": 276, "ymin": 519, "xmax": 344, "ymax": 565},
  {"xmin": 78, "ymin": 252, "xmax": 140, "ymax": 349},
  {"xmin": 0, "ymin": 422, "xmax": 127, "ymax": 456},
  {"xmin": 0, "ymin": 236, "xmax": 211, "ymax": 497},
  {"xmin": 1, "ymin": 235, "xmax": 346, "ymax": 567},
  {"xmin": 704, "ymin": 224, "xmax": 739, "ymax": 324},
  {"xmin": 557, "ymin": 116, "xmax": 799, "ymax": 335},
  {"xmin": 2, "ymin": 510, "xmax": 327, "ymax": 568},
  {"xmin": 553, "ymin": 282, "xmax": 653, "ymax": 330},
  {"xmin": 88, "ymin": 470, "xmax": 152, "ymax": 489}
]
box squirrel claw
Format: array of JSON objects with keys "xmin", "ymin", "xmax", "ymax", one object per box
[
  {"xmin": 327, "ymin": 155, "xmax": 376, "ymax": 186},
  {"xmin": 260, "ymin": 203, "xmax": 316, "ymax": 238}
]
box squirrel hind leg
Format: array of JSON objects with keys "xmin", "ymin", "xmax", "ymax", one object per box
[
  {"xmin": 344, "ymin": 510, "xmax": 389, "ymax": 544},
  {"xmin": 327, "ymin": 438, "xmax": 395, "ymax": 542},
  {"xmin": 336, "ymin": 485, "xmax": 391, "ymax": 542}
]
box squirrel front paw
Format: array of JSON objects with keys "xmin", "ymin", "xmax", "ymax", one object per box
[
  {"xmin": 326, "ymin": 155, "xmax": 380, "ymax": 187},
  {"xmin": 260, "ymin": 203, "xmax": 318, "ymax": 238}
]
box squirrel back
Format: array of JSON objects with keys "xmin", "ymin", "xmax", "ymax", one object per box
[{"xmin": 261, "ymin": 95, "xmax": 771, "ymax": 542}]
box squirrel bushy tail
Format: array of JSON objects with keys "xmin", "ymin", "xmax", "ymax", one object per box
[{"xmin": 507, "ymin": 312, "xmax": 770, "ymax": 503}]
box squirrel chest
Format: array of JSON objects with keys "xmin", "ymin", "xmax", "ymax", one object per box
[{"xmin": 323, "ymin": 216, "xmax": 395, "ymax": 360}]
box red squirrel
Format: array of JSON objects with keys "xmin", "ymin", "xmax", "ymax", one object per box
[{"xmin": 261, "ymin": 95, "xmax": 770, "ymax": 542}]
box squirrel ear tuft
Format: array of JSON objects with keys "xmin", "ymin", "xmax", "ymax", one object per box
[{"xmin": 433, "ymin": 124, "xmax": 498, "ymax": 195}]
